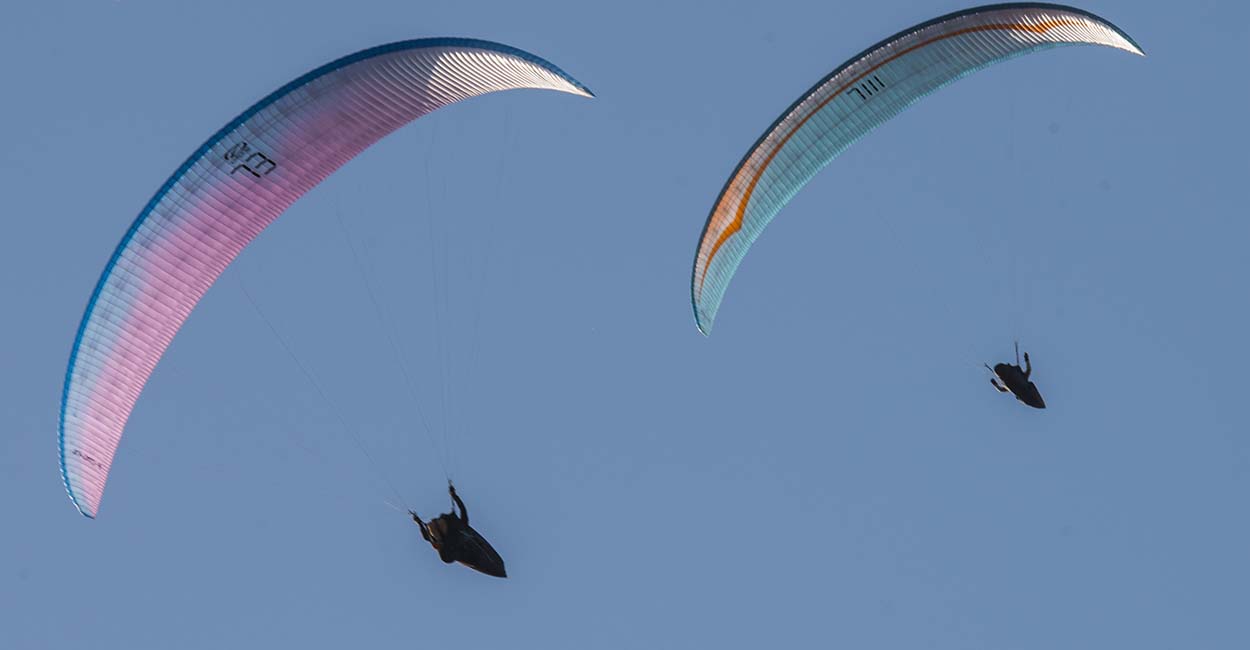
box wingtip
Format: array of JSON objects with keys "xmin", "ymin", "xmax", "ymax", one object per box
[
  {"xmin": 1120, "ymin": 39, "xmax": 1146, "ymax": 57},
  {"xmin": 63, "ymin": 484, "xmax": 97, "ymax": 519}
]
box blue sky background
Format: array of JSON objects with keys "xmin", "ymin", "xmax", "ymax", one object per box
[{"xmin": 2, "ymin": 1, "xmax": 1247, "ymax": 648}]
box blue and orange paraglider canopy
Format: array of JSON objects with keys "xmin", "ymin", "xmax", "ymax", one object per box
[{"xmin": 691, "ymin": 3, "xmax": 1142, "ymax": 334}]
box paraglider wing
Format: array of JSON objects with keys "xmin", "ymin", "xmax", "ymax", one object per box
[
  {"xmin": 691, "ymin": 3, "xmax": 1142, "ymax": 334},
  {"xmin": 58, "ymin": 39, "xmax": 593, "ymax": 518}
]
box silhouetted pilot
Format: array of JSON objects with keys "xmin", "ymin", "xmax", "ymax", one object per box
[
  {"xmin": 411, "ymin": 483, "xmax": 507, "ymax": 578},
  {"xmin": 987, "ymin": 342, "xmax": 1046, "ymax": 409}
]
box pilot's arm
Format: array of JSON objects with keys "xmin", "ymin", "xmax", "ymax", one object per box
[{"xmin": 450, "ymin": 484, "xmax": 468, "ymax": 525}]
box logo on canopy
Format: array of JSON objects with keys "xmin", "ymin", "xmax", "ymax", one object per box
[{"xmin": 224, "ymin": 141, "xmax": 277, "ymax": 179}]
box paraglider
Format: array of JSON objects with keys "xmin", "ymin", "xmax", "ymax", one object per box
[
  {"xmin": 691, "ymin": 3, "xmax": 1144, "ymax": 334},
  {"xmin": 987, "ymin": 342, "xmax": 1046, "ymax": 409},
  {"xmin": 411, "ymin": 483, "xmax": 507, "ymax": 578},
  {"xmin": 57, "ymin": 38, "xmax": 593, "ymax": 518}
]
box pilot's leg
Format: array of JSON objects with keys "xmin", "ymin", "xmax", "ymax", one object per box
[{"xmin": 991, "ymin": 378, "xmax": 1008, "ymax": 393}]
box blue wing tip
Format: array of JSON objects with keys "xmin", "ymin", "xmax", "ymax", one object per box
[
  {"xmin": 66, "ymin": 486, "xmax": 96, "ymax": 518},
  {"xmin": 694, "ymin": 311, "xmax": 713, "ymax": 336},
  {"xmin": 451, "ymin": 37, "xmax": 593, "ymax": 98},
  {"xmin": 68, "ymin": 493, "xmax": 96, "ymax": 519}
]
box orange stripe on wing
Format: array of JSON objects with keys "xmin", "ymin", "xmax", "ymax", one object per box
[{"xmin": 696, "ymin": 18, "xmax": 1079, "ymax": 298}]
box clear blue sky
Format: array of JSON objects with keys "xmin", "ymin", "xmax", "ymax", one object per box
[{"xmin": 2, "ymin": 1, "xmax": 1247, "ymax": 648}]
